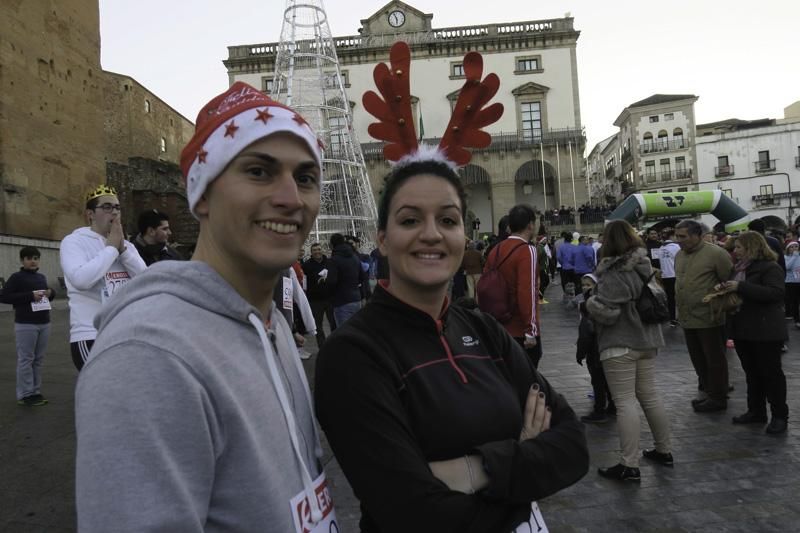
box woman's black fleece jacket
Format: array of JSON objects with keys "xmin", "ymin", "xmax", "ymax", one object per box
[{"xmin": 314, "ymin": 283, "xmax": 588, "ymax": 533}]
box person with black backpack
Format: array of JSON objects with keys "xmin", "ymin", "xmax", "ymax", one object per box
[
  {"xmin": 586, "ymin": 220, "xmax": 673, "ymax": 482},
  {"xmin": 479, "ymin": 204, "xmax": 542, "ymax": 368}
]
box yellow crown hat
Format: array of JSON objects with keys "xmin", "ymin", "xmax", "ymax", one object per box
[{"xmin": 85, "ymin": 184, "xmax": 117, "ymax": 202}]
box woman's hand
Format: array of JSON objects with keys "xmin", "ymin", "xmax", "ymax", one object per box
[
  {"xmin": 714, "ymin": 280, "xmax": 739, "ymax": 293},
  {"xmin": 520, "ymin": 384, "xmax": 551, "ymax": 441}
]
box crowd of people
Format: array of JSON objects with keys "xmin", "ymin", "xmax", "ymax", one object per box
[{"xmin": 1, "ymin": 45, "xmax": 796, "ymax": 532}]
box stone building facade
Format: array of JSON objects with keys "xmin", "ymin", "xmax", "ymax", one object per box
[
  {"xmin": 103, "ymin": 72, "xmax": 194, "ymax": 166},
  {"xmin": 0, "ymin": 0, "xmax": 198, "ymax": 280},
  {"xmin": 0, "ymin": 0, "xmax": 107, "ymax": 243},
  {"xmin": 695, "ymin": 112, "xmax": 800, "ymax": 230},
  {"xmin": 224, "ymin": 0, "xmax": 587, "ymax": 233},
  {"xmin": 613, "ymin": 94, "xmax": 700, "ymax": 197}
]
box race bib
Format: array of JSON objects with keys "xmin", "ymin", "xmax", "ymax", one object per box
[
  {"xmin": 283, "ymin": 276, "xmax": 293, "ymax": 310},
  {"xmin": 290, "ymin": 472, "xmax": 338, "ymax": 533},
  {"xmin": 31, "ymin": 296, "xmax": 52, "ymax": 312},
  {"xmin": 514, "ymin": 502, "xmax": 548, "ymax": 533},
  {"xmin": 102, "ymin": 271, "xmax": 131, "ymax": 303}
]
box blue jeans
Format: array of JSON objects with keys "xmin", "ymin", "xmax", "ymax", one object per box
[
  {"xmin": 333, "ymin": 301, "xmax": 361, "ymax": 327},
  {"xmin": 15, "ymin": 323, "xmax": 50, "ymax": 400}
]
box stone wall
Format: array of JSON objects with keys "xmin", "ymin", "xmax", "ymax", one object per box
[
  {"xmin": 107, "ymin": 158, "xmax": 198, "ymax": 253},
  {"xmin": 103, "ymin": 72, "xmax": 195, "ymax": 166},
  {"xmin": 0, "ymin": 0, "xmax": 106, "ymax": 241}
]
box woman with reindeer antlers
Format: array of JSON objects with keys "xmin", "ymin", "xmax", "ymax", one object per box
[{"xmin": 314, "ymin": 42, "xmax": 588, "ymax": 533}]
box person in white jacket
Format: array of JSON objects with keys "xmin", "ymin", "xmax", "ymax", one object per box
[{"xmin": 60, "ymin": 185, "xmax": 146, "ymax": 370}]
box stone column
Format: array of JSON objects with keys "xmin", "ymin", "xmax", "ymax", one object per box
[{"xmin": 490, "ymin": 181, "xmax": 516, "ymax": 232}]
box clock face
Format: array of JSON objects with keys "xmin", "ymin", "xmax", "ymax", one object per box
[{"xmin": 388, "ymin": 10, "xmax": 405, "ymax": 27}]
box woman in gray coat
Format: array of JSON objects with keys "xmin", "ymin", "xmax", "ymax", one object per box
[{"xmin": 587, "ymin": 220, "xmax": 673, "ymax": 481}]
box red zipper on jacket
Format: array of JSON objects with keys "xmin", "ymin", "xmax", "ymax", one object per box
[{"xmin": 435, "ymin": 319, "xmax": 468, "ymax": 384}]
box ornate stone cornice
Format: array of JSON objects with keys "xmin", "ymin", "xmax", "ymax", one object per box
[{"xmin": 224, "ymin": 18, "xmax": 579, "ymax": 75}]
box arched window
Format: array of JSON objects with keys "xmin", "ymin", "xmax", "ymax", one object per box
[
  {"xmin": 657, "ymin": 130, "xmax": 668, "ymax": 152},
  {"xmin": 643, "ymin": 132, "xmax": 653, "ymax": 153},
  {"xmin": 159, "ymin": 137, "xmax": 166, "ymax": 153},
  {"xmin": 673, "ymin": 127, "xmax": 684, "ymax": 148},
  {"xmin": 145, "ymin": 99, "xmax": 151, "ymax": 113}
]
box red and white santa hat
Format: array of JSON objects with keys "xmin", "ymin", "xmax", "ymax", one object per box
[{"xmin": 180, "ymin": 82, "xmax": 323, "ymax": 216}]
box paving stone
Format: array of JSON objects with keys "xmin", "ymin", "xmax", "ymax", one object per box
[{"xmin": 2, "ymin": 280, "xmax": 799, "ymax": 532}]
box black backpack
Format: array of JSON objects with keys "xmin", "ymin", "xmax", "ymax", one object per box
[
  {"xmin": 477, "ymin": 241, "xmax": 528, "ymax": 323},
  {"xmin": 634, "ymin": 270, "xmax": 669, "ymax": 324}
]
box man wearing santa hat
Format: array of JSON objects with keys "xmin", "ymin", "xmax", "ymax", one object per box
[{"xmin": 75, "ymin": 83, "xmax": 337, "ymax": 532}]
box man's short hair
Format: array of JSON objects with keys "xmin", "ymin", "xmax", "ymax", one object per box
[
  {"xmin": 330, "ymin": 233, "xmax": 345, "ymax": 248},
  {"xmin": 675, "ymin": 219, "xmax": 704, "ymax": 236},
  {"xmin": 138, "ymin": 209, "xmax": 170, "ymax": 235},
  {"xmin": 747, "ymin": 218, "xmax": 766, "ymax": 234},
  {"xmin": 310, "ymin": 242, "xmax": 321, "ymax": 249},
  {"xmin": 507, "ymin": 204, "xmax": 537, "ymax": 233},
  {"xmin": 20, "ymin": 246, "xmax": 40, "ymax": 260}
]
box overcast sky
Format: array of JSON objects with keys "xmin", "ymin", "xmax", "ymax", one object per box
[{"xmin": 99, "ymin": 0, "xmax": 799, "ymax": 149}]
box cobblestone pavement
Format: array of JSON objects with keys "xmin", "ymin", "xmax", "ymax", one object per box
[{"xmin": 1, "ymin": 282, "xmax": 799, "ymax": 532}]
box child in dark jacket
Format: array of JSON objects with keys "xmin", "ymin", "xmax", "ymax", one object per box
[
  {"xmin": 0, "ymin": 247, "xmax": 56, "ymax": 406},
  {"xmin": 576, "ymin": 274, "xmax": 615, "ymax": 423}
]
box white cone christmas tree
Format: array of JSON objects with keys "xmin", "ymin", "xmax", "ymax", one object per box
[{"xmin": 272, "ymin": 0, "xmax": 377, "ymax": 250}]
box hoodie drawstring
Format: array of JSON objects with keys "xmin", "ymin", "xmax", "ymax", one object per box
[{"xmin": 248, "ymin": 313, "xmax": 323, "ymax": 524}]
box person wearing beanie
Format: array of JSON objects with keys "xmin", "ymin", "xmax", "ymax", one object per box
[
  {"xmin": 59, "ymin": 185, "xmax": 147, "ymax": 370},
  {"xmin": 75, "ymin": 82, "xmax": 336, "ymax": 531}
]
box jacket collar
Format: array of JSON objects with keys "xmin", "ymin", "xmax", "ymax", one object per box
[{"xmin": 372, "ymin": 281, "xmax": 450, "ymax": 328}]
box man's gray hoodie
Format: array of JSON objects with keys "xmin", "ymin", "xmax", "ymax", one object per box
[{"xmin": 76, "ymin": 260, "xmax": 328, "ymax": 532}]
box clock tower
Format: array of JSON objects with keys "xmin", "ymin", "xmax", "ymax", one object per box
[{"xmin": 358, "ymin": 2, "xmax": 432, "ymax": 35}]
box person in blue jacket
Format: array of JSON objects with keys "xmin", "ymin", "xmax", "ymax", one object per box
[
  {"xmin": 557, "ymin": 232, "xmax": 578, "ymax": 299},
  {"xmin": 573, "ymin": 235, "xmax": 596, "ymax": 277},
  {"xmin": 0, "ymin": 247, "xmax": 56, "ymax": 406}
]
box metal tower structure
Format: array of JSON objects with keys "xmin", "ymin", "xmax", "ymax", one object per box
[{"xmin": 272, "ymin": 0, "xmax": 378, "ymax": 251}]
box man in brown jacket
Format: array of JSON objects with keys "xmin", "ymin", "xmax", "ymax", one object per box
[{"xmin": 675, "ymin": 220, "xmax": 733, "ymax": 413}]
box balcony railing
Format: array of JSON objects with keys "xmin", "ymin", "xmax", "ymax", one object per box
[
  {"xmin": 227, "ymin": 18, "xmax": 574, "ymax": 59},
  {"xmin": 644, "ymin": 169, "xmax": 693, "ymax": 184},
  {"xmin": 639, "ymin": 139, "xmax": 688, "ymax": 154},
  {"xmin": 754, "ymin": 160, "xmax": 777, "ymax": 173},
  {"xmin": 361, "ymin": 128, "xmax": 586, "ymax": 160},
  {"xmin": 621, "ymin": 149, "xmax": 632, "ymax": 164},
  {"xmin": 605, "ymin": 166, "xmax": 616, "ymax": 178},
  {"xmin": 715, "ymin": 165, "xmax": 734, "ymax": 177}
]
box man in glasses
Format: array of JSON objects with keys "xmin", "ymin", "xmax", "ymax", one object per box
[{"xmin": 59, "ymin": 185, "xmax": 146, "ymax": 370}]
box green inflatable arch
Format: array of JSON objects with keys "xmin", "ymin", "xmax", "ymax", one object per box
[{"xmin": 606, "ymin": 190, "xmax": 750, "ymax": 233}]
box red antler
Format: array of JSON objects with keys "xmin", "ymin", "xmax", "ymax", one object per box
[
  {"xmin": 438, "ymin": 52, "xmax": 504, "ymax": 167},
  {"xmin": 362, "ymin": 41, "xmax": 418, "ymax": 162}
]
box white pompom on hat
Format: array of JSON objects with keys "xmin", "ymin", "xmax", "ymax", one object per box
[{"xmin": 180, "ymin": 82, "xmax": 323, "ymax": 217}]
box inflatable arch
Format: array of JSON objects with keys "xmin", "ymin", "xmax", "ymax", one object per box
[{"xmin": 606, "ymin": 190, "xmax": 750, "ymax": 233}]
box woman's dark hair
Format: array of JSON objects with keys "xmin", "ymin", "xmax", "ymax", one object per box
[
  {"xmin": 599, "ymin": 220, "xmax": 644, "ymax": 259},
  {"xmin": 377, "ymin": 160, "xmax": 467, "ymax": 231}
]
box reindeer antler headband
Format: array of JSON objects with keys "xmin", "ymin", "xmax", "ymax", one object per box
[{"xmin": 362, "ymin": 41, "xmax": 504, "ymax": 168}]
